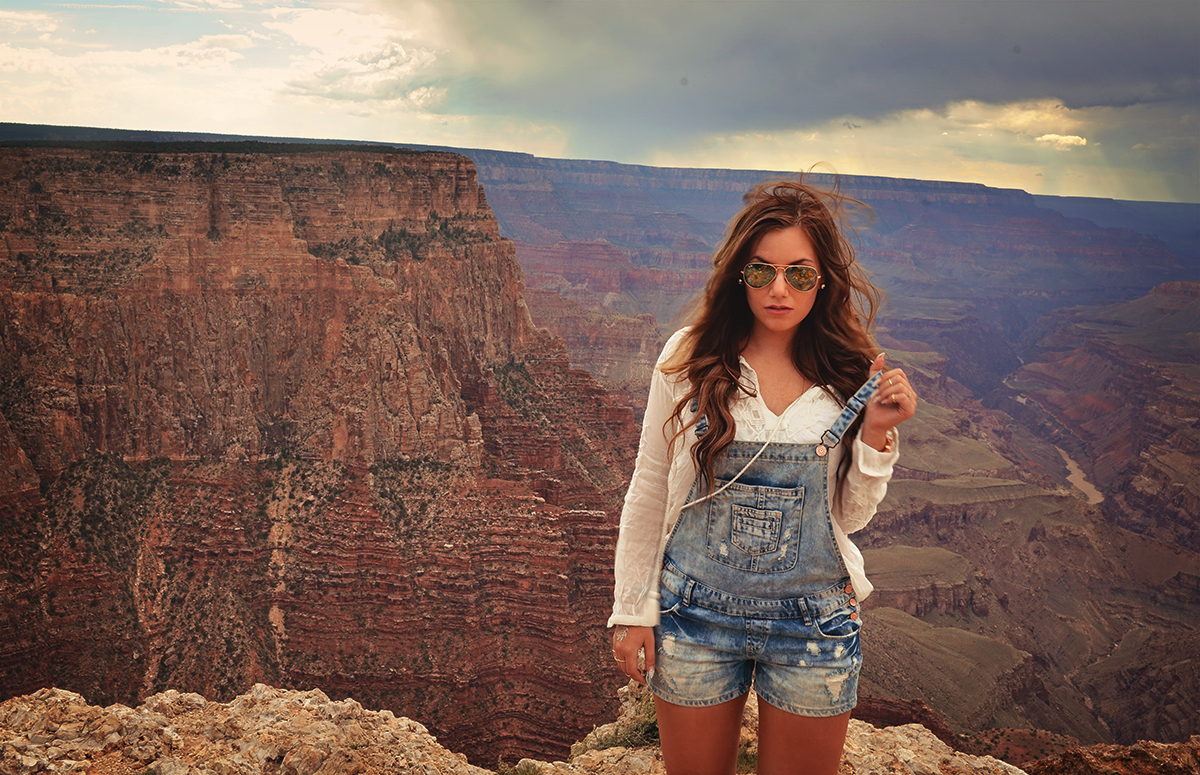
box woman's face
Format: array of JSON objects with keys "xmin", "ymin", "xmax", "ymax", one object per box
[{"xmin": 742, "ymin": 225, "xmax": 822, "ymax": 340}]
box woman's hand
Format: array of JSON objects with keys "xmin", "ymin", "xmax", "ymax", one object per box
[
  {"xmin": 861, "ymin": 352, "xmax": 916, "ymax": 451},
  {"xmin": 611, "ymin": 625, "xmax": 656, "ymax": 685}
]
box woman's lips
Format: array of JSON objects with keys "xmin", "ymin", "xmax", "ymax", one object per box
[{"xmin": 766, "ymin": 305, "xmax": 792, "ymax": 314}]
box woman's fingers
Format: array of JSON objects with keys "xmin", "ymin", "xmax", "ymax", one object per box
[
  {"xmin": 611, "ymin": 626, "xmax": 656, "ymax": 685},
  {"xmin": 864, "ymin": 367, "xmax": 916, "ymax": 441},
  {"xmin": 874, "ymin": 368, "xmax": 916, "ymax": 408},
  {"xmin": 870, "ymin": 357, "xmax": 917, "ymax": 419},
  {"xmin": 641, "ymin": 629, "xmax": 656, "ymax": 684}
]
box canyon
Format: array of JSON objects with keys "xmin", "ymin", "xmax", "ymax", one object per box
[
  {"xmin": 453, "ymin": 150, "xmax": 1199, "ymax": 750},
  {"xmin": 0, "ymin": 124, "xmax": 1198, "ymax": 768}
]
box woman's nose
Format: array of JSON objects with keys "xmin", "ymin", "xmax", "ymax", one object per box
[{"xmin": 769, "ymin": 271, "xmax": 790, "ymax": 294}]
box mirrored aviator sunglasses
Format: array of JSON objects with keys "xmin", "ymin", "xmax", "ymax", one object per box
[{"xmin": 741, "ymin": 263, "xmax": 820, "ymax": 292}]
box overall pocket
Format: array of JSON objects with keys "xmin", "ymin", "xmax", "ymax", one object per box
[
  {"xmin": 815, "ymin": 601, "xmax": 862, "ymax": 640},
  {"xmin": 658, "ymin": 582, "xmax": 687, "ymax": 618},
  {"xmin": 705, "ymin": 482, "xmax": 803, "ymax": 573}
]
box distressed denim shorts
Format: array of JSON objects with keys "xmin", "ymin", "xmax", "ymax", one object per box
[{"xmin": 648, "ymin": 566, "xmax": 862, "ymax": 717}]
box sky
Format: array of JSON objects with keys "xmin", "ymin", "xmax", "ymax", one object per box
[{"xmin": 1, "ymin": 0, "xmax": 1197, "ymax": 203}]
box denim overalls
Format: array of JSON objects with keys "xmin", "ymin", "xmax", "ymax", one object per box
[{"xmin": 649, "ymin": 373, "xmax": 880, "ymax": 717}]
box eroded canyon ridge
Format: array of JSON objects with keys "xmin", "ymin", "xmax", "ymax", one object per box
[
  {"xmin": 0, "ymin": 145, "xmax": 638, "ymax": 765},
  {"xmin": 1, "ymin": 131, "xmax": 1198, "ymax": 766},
  {"xmin": 465, "ymin": 153, "xmax": 1200, "ymax": 754}
]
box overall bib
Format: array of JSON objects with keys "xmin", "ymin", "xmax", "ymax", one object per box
[{"xmin": 649, "ymin": 373, "xmax": 880, "ymax": 717}]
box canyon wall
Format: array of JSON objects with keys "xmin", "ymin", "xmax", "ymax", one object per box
[
  {"xmin": 0, "ymin": 145, "xmax": 638, "ymax": 765},
  {"xmin": 463, "ymin": 152, "xmax": 1191, "ymax": 402}
]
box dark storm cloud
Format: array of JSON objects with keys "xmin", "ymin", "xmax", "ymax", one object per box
[{"xmin": 423, "ymin": 0, "xmax": 1198, "ymax": 157}]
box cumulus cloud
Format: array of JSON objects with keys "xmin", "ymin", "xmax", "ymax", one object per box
[
  {"xmin": 0, "ymin": 34, "xmax": 253, "ymax": 76},
  {"xmin": 279, "ymin": 41, "xmax": 436, "ymax": 102},
  {"xmin": 0, "ymin": 10, "xmax": 59, "ymax": 34},
  {"xmin": 1036, "ymin": 134, "xmax": 1088, "ymax": 150},
  {"xmin": 263, "ymin": 4, "xmax": 441, "ymax": 105}
]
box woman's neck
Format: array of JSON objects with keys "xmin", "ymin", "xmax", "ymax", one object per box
[
  {"xmin": 742, "ymin": 326, "xmax": 794, "ymax": 361},
  {"xmin": 741, "ymin": 329, "xmax": 811, "ymax": 414}
]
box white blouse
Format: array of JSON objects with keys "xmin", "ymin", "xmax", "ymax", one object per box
[{"xmin": 609, "ymin": 328, "xmax": 898, "ymax": 628}]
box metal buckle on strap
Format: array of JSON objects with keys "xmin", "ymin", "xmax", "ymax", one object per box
[{"xmin": 816, "ymin": 371, "xmax": 882, "ymax": 455}]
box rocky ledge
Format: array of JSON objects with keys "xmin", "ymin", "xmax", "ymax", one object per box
[
  {"xmin": 0, "ymin": 683, "xmax": 1035, "ymax": 775},
  {"xmin": 5, "ymin": 683, "xmax": 1198, "ymax": 775},
  {"xmin": 0, "ymin": 685, "xmax": 489, "ymax": 775}
]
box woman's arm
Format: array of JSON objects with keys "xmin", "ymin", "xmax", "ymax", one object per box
[
  {"xmin": 609, "ymin": 364, "xmax": 678, "ymax": 626},
  {"xmin": 609, "ymin": 330, "xmax": 691, "ymax": 627},
  {"xmin": 834, "ymin": 434, "xmax": 900, "ymax": 534}
]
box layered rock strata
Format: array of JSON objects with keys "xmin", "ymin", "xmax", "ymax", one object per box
[
  {"xmin": 2, "ymin": 132, "xmax": 1197, "ymax": 757},
  {"xmin": 1025, "ymin": 736, "xmax": 1200, "ymax": 775},
  {"xmin": 0, "ymin": 146, "xmax": 638, "ymax": 765},
  {"xmin": 465, "ymin": 152, "xmax": 1190, "ymax": 401},
  {"xmin": 860, "ymin": 477, "xmax": 1200, "ymax": 742},
  {"xmin": 999, "ymin": 282, "xmax": 1200, "ymax": 552}
]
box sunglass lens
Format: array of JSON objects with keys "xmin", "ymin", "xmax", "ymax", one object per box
[
  {"xmin": 785, "ymin": 266, "xmax": 817, "ymax": 292},
  {"xmin": 743, "ymin": 263, "xmax": 775, "ymax": 288}
]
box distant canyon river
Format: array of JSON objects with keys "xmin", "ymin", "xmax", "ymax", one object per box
[{"xmin": 1056, "ymin": 447, "xmax": 1104, "ymax": 504}]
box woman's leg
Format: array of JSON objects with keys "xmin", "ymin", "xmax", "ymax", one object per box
[
  {"xmin": 756, "ymin": 699, "xmax": 850, "ymax": 775},
  {"xmin": 655, "ymin": 693, "xmax": 749, "ymax": 775}
]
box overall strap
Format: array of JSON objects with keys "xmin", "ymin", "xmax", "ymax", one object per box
[{"xmin": 818, "ymin": 371, "xmax": 882, "ymax": 455}]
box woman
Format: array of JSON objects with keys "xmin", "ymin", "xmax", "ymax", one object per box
[{"xmin": 609, "ymin": 177, "xmax": 916, "ymax": 774}]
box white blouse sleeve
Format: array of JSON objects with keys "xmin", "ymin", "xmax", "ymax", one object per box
[
  {"xmin": 833, "ymin": 432, "xmax": 900, "ymax": 535},
  {"xmin": 608, "ymin": 332, "xmax": 688, "ymax": 627}
]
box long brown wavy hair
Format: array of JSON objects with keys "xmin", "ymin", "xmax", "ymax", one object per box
[{"xmin": 662, "ymin": 175, "xmax": 882, "ymax": 497}]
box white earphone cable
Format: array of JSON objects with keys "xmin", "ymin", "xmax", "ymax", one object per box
[{"xmin": 680, "ymin": 397, "xmax": 800, "ymax": 510}]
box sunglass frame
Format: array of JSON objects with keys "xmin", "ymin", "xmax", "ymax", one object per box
[{"xmin": 742, "ymin": 263, "xmax": 820, "ymax": 292}]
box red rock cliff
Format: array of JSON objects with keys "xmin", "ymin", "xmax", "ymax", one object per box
[{"xmin": 0, "ymin": 146, "xmax": 637, "ymax": 765}]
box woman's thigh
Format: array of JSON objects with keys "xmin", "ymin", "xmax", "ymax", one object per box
[
  {"xmin": 655, "ymin": 693, "xmax": 749, "ymax": 775},
  {"xmin": 756, "ymin": 699, "xmax": 850, "ymax": 775}
]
